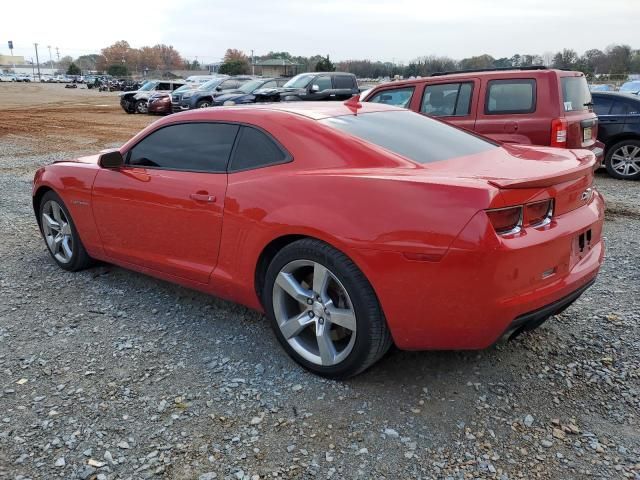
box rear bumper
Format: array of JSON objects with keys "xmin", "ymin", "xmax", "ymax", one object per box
[
  {"xmin": 350, "ymin": 193, "xmax": 605, "ymax": 350},
  {"xmin": 500, "ymin": 278, "xmax": 595, "ymax": 340},
  {"xmin": 590, "ymin": 141, "xmax": 605, "ymax": 168}
]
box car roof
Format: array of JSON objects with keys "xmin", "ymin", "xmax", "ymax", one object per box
[
  {"xmin": 591, "ymin": 91, "xmax": 640, "ymax": 100},
  {"xmin": 370, "ymin": 68, "xmax": 580, "ymax": 89},
  {"xmin": 171, "ymin": 100, "xmax": 402, "ymax": 121}
]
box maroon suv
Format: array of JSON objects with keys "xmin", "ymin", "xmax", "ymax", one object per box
[{"xmin": 363, "ymin": 67, "xmax": 604, "ymax": 165}]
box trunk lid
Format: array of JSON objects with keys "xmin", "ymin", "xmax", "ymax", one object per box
[{"xmin": 423, "ymin": 144, "xmax": 596, "ymax": 215}]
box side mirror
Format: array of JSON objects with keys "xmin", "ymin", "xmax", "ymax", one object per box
[
  {"xmin": 216, "ymin": 86, "xmax": 222, "ymax": 91},
  {"xmin": 98, "ymin": 150, "xmax": 124, "ymax": 169},
  {"xmin": 310, "ymin": 84, "xmax": 320, "ymax": 93}
]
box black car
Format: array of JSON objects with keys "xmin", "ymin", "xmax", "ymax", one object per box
[
  {"xmin": 212, "ymin": 78, "xmax": 288, "ymax": 106},
  {"xmin": 172, "ymin": 76, "xmax": 254, "ymax": 112},
  {"xmin": 592, "ymin": 92, "xmax": 640, "ymax": 180},
  {"xmin": 254, "ymin": 72, "xmax": 359, "ymax": 102}
]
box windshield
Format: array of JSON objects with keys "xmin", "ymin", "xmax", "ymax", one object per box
[
  {"xmin": 561, "ymin": 76, "xmax": 592, "ymax": 112},
  {"xmin": 238, "ymin": 79, "xmax": 265, "ymax": 94},
  {"xmin": 199, "ymin": 79, "xmax": 224, "ymax": 91},
  {"xmin": 174, "ymin": 85, "xmax": 190, "ymax": 93},
  {"xmin": 321, "ymin": 110, "xmax": 496, "ymax": 164},
  {"xmin": 620, "ymin": 81, "xmax": 640, "ymax": 92},
  {"xmin": 138, "ymin": 81, "xmax": 156, "ymax": 91},
  {"xmin": 283, "ymin": 74, "xmax": 314, "ymax": 89}
]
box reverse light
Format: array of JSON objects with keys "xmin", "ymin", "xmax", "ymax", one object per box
[
  {"xmin": 551, "ymin": 118, "xmax": 568, "ymax": 147},
  {"xmin": 486, "ymin": 206, "xmax": 523, "ymax": 235},
  {"xmin": 524, "ymin": 199, "xmax": 553, "ymax": 227}
]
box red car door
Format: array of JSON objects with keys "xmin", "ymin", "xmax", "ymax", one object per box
[{"xmin": 91, "ymin": 122, "xmax": 239, "ymax": 283}]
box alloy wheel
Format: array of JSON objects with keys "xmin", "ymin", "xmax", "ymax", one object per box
[
  {"xmin": 41, "ymin": 200, "xmax": 73, "ymax": 264},
  {"xmin": 610, "ymin": 144, "xmax": 640, "ymax": 177},
  {"xmin": 272, "ymin": 260, "xmax": 357, "ymax": 367},
  {"xmin": 136, "ymin": 101, "xmax": 148, "ymax": 113}
]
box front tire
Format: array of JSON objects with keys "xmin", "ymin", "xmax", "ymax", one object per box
[
  {"xmin": 605, "ymin": 139, "xmax": 640, "ymax": 180},
  {"xmin": 196, "ymin": 99, "xmax": 211, "ymax": 109},
  {"xmin": 38, "ymin": 191, "xmax": 93, "ymax": 272},
  {"xmin": 134, "ymin": 99, "xmax": 148, "ymax": 114},
  {"xmin": 263, "ymin": 239, "xmax": 392, "ymax": 379}
]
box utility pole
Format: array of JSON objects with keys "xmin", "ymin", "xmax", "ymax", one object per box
[
  {"xmin": 251, "ymin": 49, "xmax": 255, "ymax": 76},
  {"xmin": 31, "ymin": 57, "xmax": 35, "ymax": 76},
  {"xmin": 47, "ymin": 45, "xmax": 53, "ymax": 74},
  {"xmin": 55, "ymin": 47, "xmax": 60, "ymax": 62},
  {"xmin": 34, "ymin": 43, "xmax": 41, "ymax": 81}
]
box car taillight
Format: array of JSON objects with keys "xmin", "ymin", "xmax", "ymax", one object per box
[
  {"xmin": 551, "ymin": 118, "xmax": 567, "ymax": 147},
  {"xmin": 524, "ymin": 199, "xmax": 553, "ymax": 227},
  {"xmin": 486, "ymin": 206, "xmax": 522, "ymax": 235}
]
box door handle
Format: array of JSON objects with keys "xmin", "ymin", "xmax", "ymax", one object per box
[{"xmin": 190, "ymin": 193, "xmax": 216, "ymax": 203}]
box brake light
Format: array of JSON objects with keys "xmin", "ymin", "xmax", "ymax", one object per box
[
  {"xmin": 551, "ymin": 118, "xmax": 568, "ymax": 147},
  {"xmin": 486, "ymin": 206, "xmax": 522, "ymax": 235},
  {"xmin": 524, "ymin": 199, "xmax": 553, "ymax": 227}
]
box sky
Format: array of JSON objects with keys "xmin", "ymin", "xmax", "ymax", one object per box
[{"xmin": 3, "ymin": 0, "xmax": 638, "ymax": 64}]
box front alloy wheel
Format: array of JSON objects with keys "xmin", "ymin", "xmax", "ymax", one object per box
[
  {"xmin": 264, "ymin": 239, "xmax": 392, "ymax": 378},
  {"xmin": 41, "ymin": 200, "xmax": 74, "ymax": 264}
]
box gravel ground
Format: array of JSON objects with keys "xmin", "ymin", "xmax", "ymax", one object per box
[{"xmin": 1, "ymin": 85, "xmax": 639, "ymax": 480}]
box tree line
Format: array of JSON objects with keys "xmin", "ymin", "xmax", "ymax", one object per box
[{"xmin": 55, "ymin": 41, "xmax": 639, "ymax": 79}]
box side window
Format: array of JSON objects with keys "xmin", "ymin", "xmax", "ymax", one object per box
[
  {"xmin": 157, "ymin": 82, "xmax": 171, "ymax": 90},
  {"xmin": 369, "ymin": 87, "xmax": 415, "ymax": 108},
  {"xmin": 276, "ymin": 79, "xmax": 288, "ymax": 87},
  {"xmin": 610, "ymin": 101, "xmax": 629, "ymax": 115},
  {"xmin": 220, "ymin": 80, "xmax": 238, "ymax": 90},
  {"xmin": 421, "ymin": 83, "xmax": 473, "ymax": 117},
  {"xmin": 485, "ymin": 79, "xmax": 536, "ymax": 114},
  {"xmin": 127, "ymin": 123, "xmax": 239, "ymax": 172},
  {"xmin": 314, "ymin": 76, "xmax": 332, "ymax": 92},
  {"xmin": 262, "ymin": 81, "xmax": 277, "ymax": 89},
  {"xmin": 334, "ymin": 75, "xmax": 355, "ymax": 89},
  {"xmin": 171, "ymin": 83, "xmax": 183, "ymax": 91},
  {"xmin": 229, "ymin": 126, "xmax": 290, "ymax": 172},
  {"xmin": 593, "ymin": 97, "xmax": 613, "ymax": 115}
]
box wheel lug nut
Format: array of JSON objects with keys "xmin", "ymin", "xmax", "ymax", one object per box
[
  {"xmin": 308, "ymin": 311, "xmax": 314, "ymax": 318},
  {"xmin": 306, "ymin": 298, "xmax": 313, "ymax": 305},
  {"xmin": 318, "ymin": 317, "xmax": 324, "ymax": 324}
]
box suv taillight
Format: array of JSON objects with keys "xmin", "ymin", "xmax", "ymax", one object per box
[{"xmin": 551, "ymin": 118, "xmax": 568, "ymax": 148}]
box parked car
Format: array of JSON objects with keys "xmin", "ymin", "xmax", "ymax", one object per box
[
  {"xmin": 32, "ymin": 100, "xmax": 604, "ymax": 378},
  {"xmin": 212, "ymin": 78, "xmax": 288, "ymax": 106},
  {"xmin": 120, "ymin": 80, "xmax": 186, "ymax": 114},
  {"xmin": 0, "ymin": 73, "xmax": 17, "ymax": 82},
  {"xmin": 592, "ymin": 91, "xmax": 640, "ymax": 180},
  {"xmin": 184, "ymin": 75, "xmax": 221, "ymax": 88},
  {"xmin": 16, "ymin": 74, "xmax": 32, "ymax": 82},
  {"xmin": 254, "ymin": 72, "xmax": 359, "ymax": 102},
  {"xmin": 171, "ymin": 76, "xmax": 254, "ymax": 111},
  {"xmin": 619, "ymin": 81, "xmax": 640, "ymax": 95},
  {"xmin": 148, "ymin": 84, "xmax": 192, "ymax": 115},
  {"xmin": 363, "ymin": 67, "xmax": 604, "ymax": 166},
  {"xmin": 589, "ymin": 84, "xmax": 615, "ymax": 92}
]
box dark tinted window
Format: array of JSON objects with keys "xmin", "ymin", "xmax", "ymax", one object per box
[
  {"xmin": 229, "ymin": 127, "xmax": 289, "ymax": 171},
  {"xmin": 334, "ymin": 75, "xmax": 355, "ymax": 89},
  {"xmin": 610, "ymin": 101, "xmax": 629, "ymax": 115},
  {"xmin": 593, "ymin": 96, "xmax": 613, "ymax": 115},
  {"xmin": 321, "ymin": 110, "xmax": 496, "ymax": 164},
  {"xmin": 369, "ymin": 87, "xmax": 414, "ymax": 108},
  {"xmin": 157, "ymin": 82, "xmax": 171, "ymax": 90},
  {"xmin": 127, "ymin": 123, "xmax": 239, "ymax": 172},
  {"xmin": 561, "ymin": 76, "xmax": 592, "ymax": 112},
  {"xmin": 421, "ymin": 82, "xmax": 473, "ymax": 117},
  {"xmin": 314, "ymin": 76, "xmax": 332, "ymax": 91},
  {"xmin": 486, "ymin": 79, "xmax": 535, "ymax": 114}
]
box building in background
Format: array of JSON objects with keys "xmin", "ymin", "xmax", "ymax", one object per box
[{"xmin": 255, "ymin": 59, "xmax": 300, "ymax": 77}]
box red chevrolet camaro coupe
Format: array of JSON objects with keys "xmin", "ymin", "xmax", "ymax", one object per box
[{"xmin": 32, "ymin": 99, "xmax": 605, "ymax": 378}]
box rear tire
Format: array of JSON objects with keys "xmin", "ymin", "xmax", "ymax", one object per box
[
  {"xmin": 263, "ymin": 239, "xmax": 392, "ymax": 379},
  {"xmin": 604, "ymin": 139, "xmax": 640, "ymax": 180},
  {"xmin": 38, "ymin": 191, "xmax": 93, "ymax": 272}
]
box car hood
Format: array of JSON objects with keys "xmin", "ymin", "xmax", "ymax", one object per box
[{"xmin": 215, "ymin": 92, "xmax": 251, "ymax": 102}]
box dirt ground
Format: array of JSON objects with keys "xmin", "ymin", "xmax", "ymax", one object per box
[
  {"xmin": 0, "ymin": 83, "xmax": 153, "ymax": 155},
  {"xmin": 1, "ymin": 82, "xmax": 639, "ymax": 480}
]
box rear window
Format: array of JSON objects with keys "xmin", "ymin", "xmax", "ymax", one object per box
[
  {"xmin": 321, "ymin": 110, "xmax": 496, "ymax": 164},
  {"xmin": 368, "ymin": 87, "xmax": 415, "ymax": 108},
  {"xmin": 561, "ymin": 76, "xmax": 592, "ymax": 112},
  {"xmin": 485, "ymin": 79, "xmax": 536, "ymax": 114}
]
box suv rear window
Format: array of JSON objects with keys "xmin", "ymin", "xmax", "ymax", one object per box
[
  {"xmin": 334, "ymin": 75, "xmax": 355, "ymax": 89},
  {"xmin": 485, "ymin": 79, "xmax": 536, "ymax": 114},
  {"xmin": 321, "ymin": 110, "xmax": 496, "ymax": 164},
  {"xmin": 561, "ymin": 76, "xmax": 592, "ymax": 112}
]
